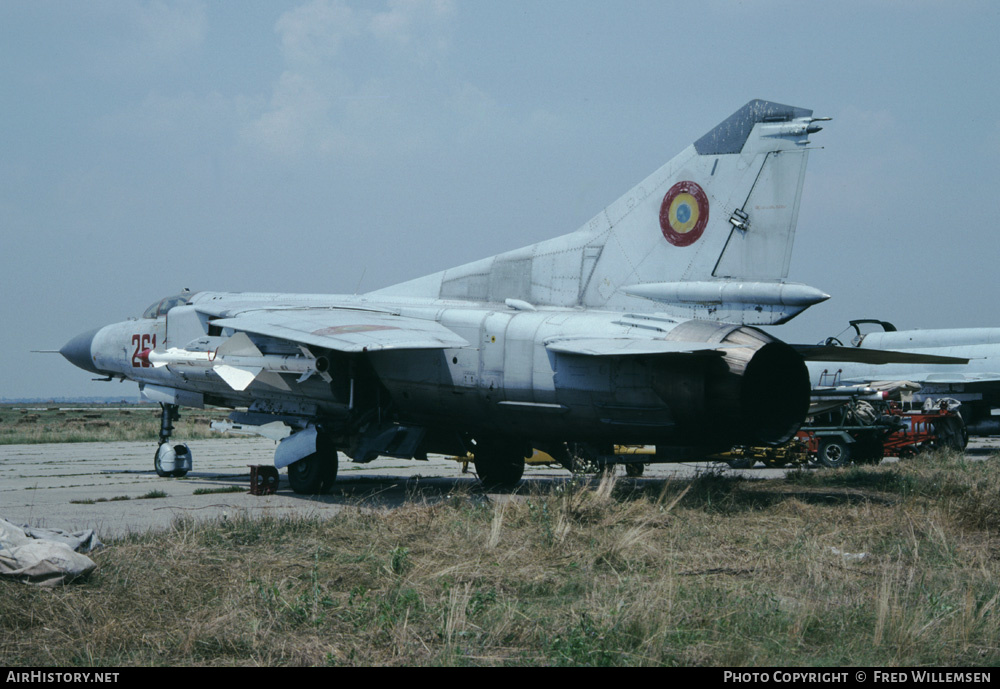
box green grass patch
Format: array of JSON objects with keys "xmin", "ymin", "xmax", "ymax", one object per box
[
  {"xmin": 3, "ymin": 452, "xmax": 999, "ymax": 666},
  {"xmin": 0, "ymin": 404, "xmax": 235, "ymax": 445},
  {"xmin": 192, "ymin": 485, "xmax": 247, "ymax": 495},
  {"xmin": 69, "ymin": 495, "xmax": 132, "ymax": 505}
]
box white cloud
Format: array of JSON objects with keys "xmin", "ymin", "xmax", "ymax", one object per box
[
  {"xmin": 240, "ymin": 0, "xmax": 571, "ymax": 170},
  {"xmin": 275, "ymin": 0, "xmax": 360, "ymax": 65},
  {"xmin": 78, "ymin": 0, "xmax": 209, "ymax": 77},
  {"xmin": 98, "ymin": 89, "xmax": 239, "ymax": 138},
  {"xmin": 243, "ymin": 0, "xmax": 459, "ymax": 161},
  {"xmin": 126, "ymin": 0, "xmax": 207, "ymax": 65},
  {"xmin": 370, "ymin": 0, "xmax": 454, "ymax": 49},
  {"xmin": 241, "ymin": 71, "xmax": 337, "ymax": 157}
]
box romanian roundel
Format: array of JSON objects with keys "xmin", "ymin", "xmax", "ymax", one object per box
[{"xmin": 659, "ymin": 181, "xmax": 709, "ymax": 247}]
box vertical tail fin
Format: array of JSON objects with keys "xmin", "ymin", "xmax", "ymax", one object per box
[{"xmin": 374, "ymin": 100, "xmax": 830, "ymax": 324}]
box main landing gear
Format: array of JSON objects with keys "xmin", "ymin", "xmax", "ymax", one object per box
[
  {"xmin": 473, "ymin": 437, "xmax": 528, "ymax": 490},
  {"xmin": 154, "ymin": 403, "xmax": 192, "ymax": 478},
  {"xmin": 287, "ymin": 432, "xmax": 339, "ymax": 495}
]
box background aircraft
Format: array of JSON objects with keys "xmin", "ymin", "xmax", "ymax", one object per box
[
  {"xmin": 61, "ymin": 100, "xmax": 832, "ymax": 492},
  {"xmin": 807, "ymin": 320, "xmax": 1000, "ymax": 435}
]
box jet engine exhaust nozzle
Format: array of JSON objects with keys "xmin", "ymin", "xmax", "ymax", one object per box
[{"xmin": 653, "ymin": 323, "xmax": 810, "ymax": 446}]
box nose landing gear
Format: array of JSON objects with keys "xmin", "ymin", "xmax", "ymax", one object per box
[{"xmin": 154, "ymin": 403, "xmax": 191, "ymax": 478}]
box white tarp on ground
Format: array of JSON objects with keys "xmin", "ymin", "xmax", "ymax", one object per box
[{"xmin": 0, "ymin": 519, "xmax": 102, "ymax": 586}]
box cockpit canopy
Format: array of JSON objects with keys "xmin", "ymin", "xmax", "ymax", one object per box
[{"xmin": 142, "ymin": 290, "xmax": 194, "ymax": 319}]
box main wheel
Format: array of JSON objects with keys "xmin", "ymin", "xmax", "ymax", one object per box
[
  {"xmin": 817, "ymin": 438, "xmax": 852, "ymax": 468},
  {"xmin": 473, "ymin": 439, "xmax": 527, "ymax": 489},
  {"xmin": 624, "ymin": 462, "xmax": 645, "ymax": 477},
  {"xmin": 288, "ymin": 446, "xmax": 339, "ymax": 494}
]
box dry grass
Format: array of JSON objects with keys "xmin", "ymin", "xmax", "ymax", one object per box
[
  {"xmin": 2, "ymin": 450, "xmax": 999, "ymax": 666},
  {"xmin": 0, "ymin": 405, "xmax": 231, "ymax": 444}
]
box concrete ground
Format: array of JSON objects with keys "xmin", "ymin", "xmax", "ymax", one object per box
[{"xmin": 2, "ymin": 437, "xmax": 998, "ymax": 539}]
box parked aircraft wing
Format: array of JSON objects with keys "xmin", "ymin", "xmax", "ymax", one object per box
[
  {"xmin": 793, "ymin": 345, "xmax": 968, "ymax": 365},
  {"xmin": 806, "ymin": 321, "xmax": 1000, "ymax": 435},
  {"xmin": 884, "ymin": 372, "xmax": 1000, "ymax": 385},
  {"xmin": 207, "ymin": 309, "xmax": 468, "ymax": 353},
  {"xmin": 545, "ymin": 338, "xmax": 742, "ymax": 357}
]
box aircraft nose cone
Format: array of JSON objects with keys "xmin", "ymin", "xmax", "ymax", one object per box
[{"xmin": 60, "ymin": 328, "xmax": 101, "ymax": 374}]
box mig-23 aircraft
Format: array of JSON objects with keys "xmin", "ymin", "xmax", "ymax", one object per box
[
  {"xmin": 61, "ymin": 99, "xmax": 836, "ymax": 492},
  {"xmin": 809, "ymin": 319, "xmax": 1000, "ymax": 436}
]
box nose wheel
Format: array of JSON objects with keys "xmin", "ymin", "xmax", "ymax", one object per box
[
  {"xmin": 154, "ymin": 403, "xmax": 191, "ymax": 478},
  {"xmin": 155, "ymin": 442, "xmax": 191, "ymax": 478}
]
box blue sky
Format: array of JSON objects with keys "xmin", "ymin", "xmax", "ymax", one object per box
[{"xmin": 2, "ymin": 1, "xmax": 999, "ymax": 398}]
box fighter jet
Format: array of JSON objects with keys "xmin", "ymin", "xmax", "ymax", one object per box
[
  {"xmin": 808, "ymin": 320, "xmax": 1000, "ymax": 436},
  {"xmin": 61, "ymin": 99, "xmax": 832, "ymax": 492}
]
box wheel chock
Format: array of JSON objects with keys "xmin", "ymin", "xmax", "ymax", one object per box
[{"xmin": 249, "ymin": 465, "xmax": 280, "ymax": 495}]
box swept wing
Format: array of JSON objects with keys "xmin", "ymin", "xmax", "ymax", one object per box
[{"xmin": 204, "ymin": 307, "xmax": 468, "ymax": 353}]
